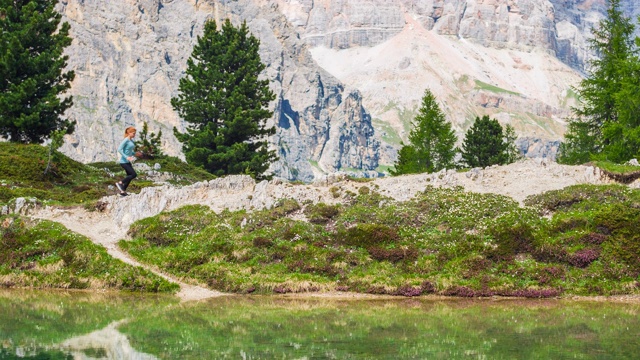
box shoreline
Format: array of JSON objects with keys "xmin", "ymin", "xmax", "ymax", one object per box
[{"xmin": 2, "ymin": 288, "xmax": 639, "ymax": 304}]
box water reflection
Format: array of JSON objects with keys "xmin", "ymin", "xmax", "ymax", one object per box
[{"xmin": 1, "ymin": 290, "xmax": 639, "ymax": 359}]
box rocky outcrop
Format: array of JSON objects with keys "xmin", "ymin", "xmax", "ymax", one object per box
[
  {"xmin": 58, "ymin": 0, "xmax": 379, "ymax": 181},
  {"xmin": 516, "ymin": 137, "xmax": 561, "ymax": 159},
  {"xmin": 285, "ymin": 0, "xmax": 406, "ymax": 48},
  {"xmin": 284, "ymin": 0, "xmax": 640, "ymax": 73},
  {"xmin": 281, "ymin": 1, "xmax": 638, "ymax": 160},
  {"xmin": 100, "ymin": 158, "xmax": 634, "ymax": 229},
  {"xmin": 53, "ymin": 0, "xmax": 640, "ymax": 180}
]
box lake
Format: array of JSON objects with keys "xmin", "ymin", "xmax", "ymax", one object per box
[{"xmin": 1, "ymin": 290, "xmax": 638, "ymax": 359}]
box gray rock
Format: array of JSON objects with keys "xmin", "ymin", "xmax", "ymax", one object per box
[
  {"xmin": 13, "ymin": 197, "xmax": 38, "ymax": 215},
  {"xmin": 52, "ymin": 0, "xmax": 638, "ymax": 182},
  {"xmin": 57, "ymin": 0, "xmax": 379, "ymax": 182}
]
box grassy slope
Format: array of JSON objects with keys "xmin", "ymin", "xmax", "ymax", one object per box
[
  {"xmin": 0, "ymin": 142, "xmax": 214, "ymax": 206},
  {"xmin": 0, "ymin": 142, "xmax": 211, "ymax": 292},
  {"xmin": 0, "ymin": 216, "xmax": 178, "ymax": 292},
  {"xmin": 121, "ymin": 184, "xmax": 640, "ymax": 297}
]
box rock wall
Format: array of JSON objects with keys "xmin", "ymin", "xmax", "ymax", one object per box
[
  {"xmin": 58, "ymin": 0, "xmax": 379, "ymax": 181},
  {"xmin": 53, "ymin": 0, "xmax": 640, "ymax": 180},
  {"xmin": 282, "ymin": 0, "xmax": 640, "ymax": 73}
]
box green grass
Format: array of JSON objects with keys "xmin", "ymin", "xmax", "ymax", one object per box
[
  {"xmin": 562, "ymin": 87, "xmax": 580, "ymax": 107},
  {"xmin": 474, "ymin": 80, "xmax": 520, "ymax": 96},
  {"xmin": 592, "ymin": 160, "xmax": 640, "ymax": 173},
  {"xmin": 0, "ymin": 215, "xmax": 178, "ymax": 292},
  {"xmin": 120, "ymin": 184, "xmax": 640, "ymax": 297},
  {"xmin": 589, "ymin": 160, "xmax": 640, "ymax": 184},
  {"xmin": 3, "ymin": 142, "xmax": 640, "ymax": 297},
  {"xmin": 372, "ymin": 118, "xmax": 403, "ymax": 146},
  {"xmin": 0, "ymin": 143, "xmax": 214, "ymax": 207},
  {"xmin": 375, "ymin": 164, "xmax": 395, "ymax": 174},
  {"xmin": 0, "ymin": 142, "xmax": 112, "ymax": 205}
]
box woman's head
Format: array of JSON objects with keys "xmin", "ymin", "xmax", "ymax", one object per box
[{"xmin": 124, "ymin": 126, "xmax": 137, "ymax": 138}]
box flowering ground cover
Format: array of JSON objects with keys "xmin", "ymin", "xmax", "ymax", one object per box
[{"xmin": 120, "ymin": 184, "xmax": 640, "ymax": 297}]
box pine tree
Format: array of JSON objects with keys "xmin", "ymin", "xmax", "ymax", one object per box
[
  {"xmin": 503, "ymin": 124, "xmax": 521, "ymax": 164},
  {"xmin": 460, "ymin": 115, "xmax": 509, "ymax": 168},
  {"xmin": 171, "ymin": 19, "xmax": 276, "ymax": 179},
  {"xmin": 135, "ymin": 122, "xmax": 163, "ymax": 159},
  {"xmin": 391, "ymin": 89, "xmax": 457, "ymax": 175},
  {"xmin": 0, "ymin": 0, "xmax": 75, "ymax": 143},
  {"xmin": 610, "ymin": 56, "xmax": 640, "ymax": 161},
  {"xmin": 559, "ymin": 0, "xmax": 637, "ymax": 163}
]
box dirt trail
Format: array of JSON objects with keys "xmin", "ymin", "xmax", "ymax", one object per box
[{"xmin": 31, "ymin": 206, "xmax": 224, "ymax": 302}]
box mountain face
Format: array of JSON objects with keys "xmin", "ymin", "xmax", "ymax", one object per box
[{"xmin": 56, "ymin": 0, "xmax": 639, "ymax": 181}]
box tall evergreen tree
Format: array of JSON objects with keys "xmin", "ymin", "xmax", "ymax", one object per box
[
  {"xmin": 0, "ymin": 0, "xmax": 75, "ymax": 143},
  {"xmin": 460, "ymin": 115, "xmax": 510, "ymax": 168},
  {"xmin": 610, "ymin": 53, "xmax": 640, "ymax": 161},
  {"xmin": 559, "ymin": 0, "xmax": 637, "ymax": 163},
  {"xmin": 391, "ymin": 89, "xmax": 457, "ymax": 175},
  {"xmin": 171, "ymin": 19, "xmax": 276, "ymax": 179}
]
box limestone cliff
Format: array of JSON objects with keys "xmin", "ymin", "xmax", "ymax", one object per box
[
  {"xmin": 55, "ymin": 0, "xmax": 639, "ymax": 180},
  {"xmin": 58, "ymin": 0, "xmax": 379, "ymax": 181}
]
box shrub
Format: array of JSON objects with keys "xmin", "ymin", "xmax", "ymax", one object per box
[
  {"xmin": 460, "ymin": 256, "xmax": 493, "ymax": 278},
  {"xmin": 532, "ymin": 245, "xmax": 568, "ymax": 263},
  {"xmin": 525, "ymin": 184, "xmax": 634, "ymax": 213},
  {"xmin": 338, "ymin": 223, "xmax": 399, "ymax": 248},
  {"xmin": 393, "ymin": 284, "xmax": 423, "ymax": 297},
  {"xmin": 304, "ymin": 203, "xmax": 340, "ymax": 224},
  {"xmin": 273, "ymin": 199, "xmax": 300, "ymax": 216},
  {"xmin": 442, "ymin": 286, "xmax": 484, "ymax": 297},
  {"xmin": 580, "ymin": 232, "xmax": 608, "ymax": 245},
  {"xmin": 535, "ymin": 266, "xmax": 566, "ymax": 285},
  {"xmin": 497, "ymin": 288, "xmax": 562, "ymax": 298},
  {"xmin": 486, "ymin": 213, "xmax": 537, "ymax": 261},
  {"xmin": 568, "ymin": 248, "xmax": 600, "ymax": 268},
  {"xmin": 253, "ymin": 236, "xmax": 273, "ymax": 248},
  {"xmin": 595, "ymin": 205, "xmax": 640, "ymax": 272},
  {"xmin": 368, "ymin": 246, "xmax": 418, "ymax": 263}
]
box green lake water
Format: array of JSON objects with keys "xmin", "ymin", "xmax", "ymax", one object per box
[{"xmin": 0, "ymin": 290, "xmax": 639, "ymax": 359}]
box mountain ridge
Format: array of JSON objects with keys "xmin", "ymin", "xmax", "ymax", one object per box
[{"xmin": 53, "ymin": 0, "xmax": 640, "ymax": 180}]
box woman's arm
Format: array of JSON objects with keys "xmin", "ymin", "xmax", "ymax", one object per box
[{"xmin": 117, "ymin": 139, "xmax": 128, "ymax": 158}]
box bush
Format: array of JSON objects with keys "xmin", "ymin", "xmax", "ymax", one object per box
[
  {"xmin": 595, "ymin": 205, "xmax": 640, "ymax": 272},
  {"xmin": 338, "ymin": 223, "xmax": 399, "ymax": 248},
  {"xmin": 0, "ymin": 216, "xmax": 177, "ymax": 292},
  {"xmin": 368, "ymin": 246, "xmax": 418, "ymax": 263},
  {"xmin": 304, "ymin": 203, "xmax": 340, "ymax": 224},
  {"xmin": 272, "ymin": 198, "xmax": 301, "ymax": 217},
  {"xmin": 486, "ymin": 213, "xmax": 537, "ymax": 261},
  {"xmin": 568, "ymin": 248, "xmax": 600, "ymax": 268},
  {"xmin": 525, "ymin": 184, "xmax": 635, "ymax": 213},
  {"xmin": 252, "ymin": 236, "xmax": 273, "ymax": 248}
]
